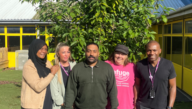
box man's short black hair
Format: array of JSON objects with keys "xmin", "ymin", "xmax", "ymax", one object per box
[{"xmin": 86, "ymin": 43, "xmax": 99, "ymax": 49}]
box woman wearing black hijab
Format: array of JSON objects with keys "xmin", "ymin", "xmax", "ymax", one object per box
[{"xmin": 21, "ymin": 39, "xmax": 59, "ymax": 109}]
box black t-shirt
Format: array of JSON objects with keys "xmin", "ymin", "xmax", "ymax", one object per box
[
  {"xmin": 135, "ymin": 58, "xmax": 176, "ymax": 109},
  {"xmin": 61, "ymin": 66, "xmax": 70, "ymax": 88}
]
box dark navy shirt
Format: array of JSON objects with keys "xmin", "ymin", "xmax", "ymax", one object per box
[
  {"xmin": 136, "ymin": 58, "xmax": 176, "ymax": 109},
  {"xmin": 61, "ymin": 66, "xmax": 70, "ymax": 88}
]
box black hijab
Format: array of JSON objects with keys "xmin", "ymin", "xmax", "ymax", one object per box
[{"xmin": 28, "ymin": 39, "xmax": 51, "ymax": 78}]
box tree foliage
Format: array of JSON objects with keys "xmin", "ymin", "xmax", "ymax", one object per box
[{"xmin": 22, "ymin": 0, "xmax": 174, "ymax": 62}]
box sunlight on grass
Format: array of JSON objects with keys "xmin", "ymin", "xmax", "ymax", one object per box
[
  {"xmin": 0, "ymin": 69, "xmax": 22, "ymax": 82},
  {"xmin": 0, "ymin": 69, "xmax": 22, "ymax": 109},
  {"xmin": 0, "ymin": 84, "xmax": 21, "ymax": 109}
]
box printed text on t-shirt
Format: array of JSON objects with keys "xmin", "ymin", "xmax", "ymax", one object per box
[{"xmin": 114, "ymin": 69, "xmax": 129, "ymax": 87}]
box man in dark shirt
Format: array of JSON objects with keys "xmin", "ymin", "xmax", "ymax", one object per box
[
  {"xmin": 64, "ymin": 43, "xmax": 118, "ymax": 109},
  {"xmin": 135, "ymin": 41, "xmax": 176, "ymax": 109}
]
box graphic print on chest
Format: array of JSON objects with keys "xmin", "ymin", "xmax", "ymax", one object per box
[{"xmin": 114, "ymin": 69, "xmax": 130, "ymax": 87}]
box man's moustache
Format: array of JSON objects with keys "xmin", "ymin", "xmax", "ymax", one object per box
[{"xmin": 88, "ymin": 56, "xmax": 95, "ymax": 58}]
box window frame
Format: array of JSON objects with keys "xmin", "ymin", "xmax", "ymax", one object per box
[
  {"xmin": 7, "ymin": 36, "xmax": 20, "ymax": 52},
  {"xmin": 0, "ymin": 25, "xmax": 54, "ymax": 52}
]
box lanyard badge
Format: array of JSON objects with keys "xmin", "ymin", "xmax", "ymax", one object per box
[
  {"xmin": 60, "ymin": 62, "xmax": 71, "ymax": 76},
  {"xmin": 148, "ymin": 58, "xmax": 160, "ymax": 99}
]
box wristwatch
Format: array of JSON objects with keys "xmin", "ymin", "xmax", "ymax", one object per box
[{"xmin": 167, "ymin": 106, "xmax": 172, "ymax": 109}]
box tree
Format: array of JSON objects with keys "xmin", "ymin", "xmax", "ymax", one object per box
[{"xmin": 22, "ymin": 0, "xmax": 174, "ymax": 62}]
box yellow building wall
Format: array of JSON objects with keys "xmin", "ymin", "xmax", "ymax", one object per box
[
  {"xmin": 183, "ymin": 67, "xmax": 192, "ymax": 96},
  {"xmin": 151, "ymin": 25, "xmax": 159, "ymax": 42},
  {"xmin": 172, "ymin": 62, "xmax": 182, "ymax": 89},
  {"xmin": 1, "ymin": 25, "xmax": 55, "ymax": 68},
  {"xmin": 8, "ymin": 52, "xmax": 56, "ymax": 67},
  {"xmin": 8, "ymin": 52, "xmax": 15, "ymax": 68},
  {"xmin": 184, "ymin": 54, "xmax": 192, "ymax": 69},
  {"xmin": 47, "ymin": 53, "xmax": 55, "ymax": 65}
]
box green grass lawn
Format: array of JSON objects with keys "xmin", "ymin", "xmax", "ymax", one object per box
[
  {"xmin": 0, "ymin": 69, "xmax": 22, "ymax": 82},
  {"xmin": 0, "ymin": 84, "xmax": 21, "ymax": 109},
  {"xmin": 0, "ymin": 69, "xmax": 22, "ymax": 109},
  {"xmin": 174, "ymin": 102, "xmax": 192, "ymax": 109},
  {"xmin": 0, "ymin": 69, "xmax": 192, "ymax": 109}
]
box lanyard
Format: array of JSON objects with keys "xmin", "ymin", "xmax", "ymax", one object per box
[
  {"xmin": 148, "ymin": 58, "xmax": 160, "ymax": 88},
  {"xmin": 60, "ymin": 62, "xmax": 71, "ymax": 76}
]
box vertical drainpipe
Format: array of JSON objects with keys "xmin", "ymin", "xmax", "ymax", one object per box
[
  {"xmin": 5, "ymin": 26, "xmax": 7, "ymax": 48},
  {"xmin": 36, "ymin": 24, "xmax": 40, "ymax": 39},
  {"xmin": 20, "ymin": 26, "xmax": 22, "ymax": 50}
]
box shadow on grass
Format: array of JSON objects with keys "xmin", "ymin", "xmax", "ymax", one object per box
[
  {"xmin": 15, "ymin": 84, "xmax": 21, "ymax": 88},
  {"xmin": 15, "ymin": 84, "xmax": 21, "ymax": 99},
  {"xmin": 16, "ymin": 96, "xmax": 20, "ymax": 98}
]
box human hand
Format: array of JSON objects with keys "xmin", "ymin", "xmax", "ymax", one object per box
[
  {"xmin": 51, "ymin": 65, "xmax": 59, "ymax": 75},
  {"xmin": 61, "ymin": 103, "xmax": 64, "ymax": 107}
]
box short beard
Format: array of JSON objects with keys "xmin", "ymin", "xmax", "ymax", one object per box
[{"xmin": 86, "ymin": 57, "xmax": 98, "ymax": 65}]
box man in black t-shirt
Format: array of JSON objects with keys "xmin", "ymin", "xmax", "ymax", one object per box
[{"xmin": 135, "ymin": 41, "xmax": 176, "ymax": 109}]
